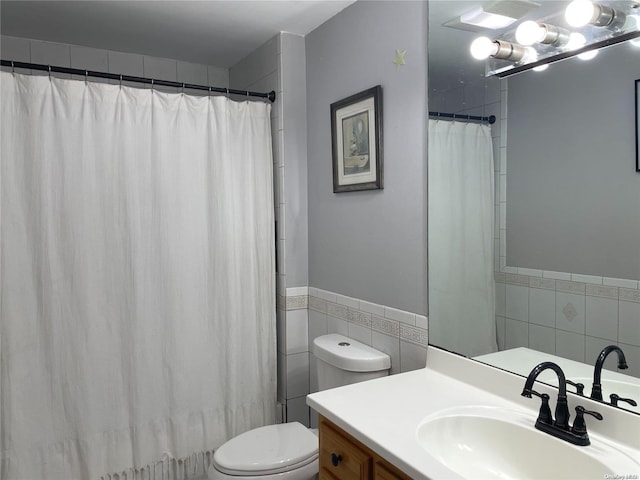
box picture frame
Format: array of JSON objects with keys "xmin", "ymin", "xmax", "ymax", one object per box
[
  {"xmin": 636, "ymin": 79, "xmax": 639, "ymax": 172},
  {"xmin": 331, "ymin": 85, "xmax": 383, "ymax": 192}
]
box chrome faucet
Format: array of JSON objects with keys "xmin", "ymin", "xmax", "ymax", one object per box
[
  {"xmin": 590, "ymin": 345, "xmax": 628, "ymax": 401},
  {"xmin": 522, "ymin": 361, "xmax": 602, "ymax": 446}
]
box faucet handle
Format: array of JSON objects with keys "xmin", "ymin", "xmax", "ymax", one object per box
[
  {"xmin": 565, "ymin": 379, "xmax": 585, "ymax": 395},
  {"xmin": 609, "ymin": 394, "xmax": 638, "ymax": 408},
  {"xmin": 529, "ymin": 390, "xmax": 553, "ymax": 425},
  {"xmin": 571, "ymin": 406, "xmax": 603, "ymax": 437}
]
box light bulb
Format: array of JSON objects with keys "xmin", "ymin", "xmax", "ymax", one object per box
[
  {"xmin": 565, "ymin": 32, "xmax": 587, "ymax": 51},
  {"xmin": 578, "ymin": 49, "xmax": 599, "ymax": 60},
  {"xmin": 533, "ymin": 64, "xmax": 549, "ymax": 72},
  {"xmin": 515, "ymin": 21, "xmax": 546, "ymax": 46},
  {"xmin": 470, "ymin": 36, "xmax": 498, "ymax": 60},
  {"xmin": 565, "ymin": 0, "xmax": 596, "ymax": 28},
  {"xmin": 521, "ymin": 47, "xmax": 538, "ymax": 64}
]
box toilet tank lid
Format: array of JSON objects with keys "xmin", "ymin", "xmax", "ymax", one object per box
[{"xmin": 312, "ymin": 334, "xmax": 391, "ymax": 372}]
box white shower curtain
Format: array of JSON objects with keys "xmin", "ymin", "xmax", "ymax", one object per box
[
  {"xmin": 428, "ymin": 119, "xmax": 497, "ymax": 358},
  {"xmin": 0, "ymin": 72, "xmax": 276, "ymax": 480}
]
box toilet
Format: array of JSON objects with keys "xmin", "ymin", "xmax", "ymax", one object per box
[{"xmin": 207, "ymin": 333, "xmax": 391, "ymax": 480}]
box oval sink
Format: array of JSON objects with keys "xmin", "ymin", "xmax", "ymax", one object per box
[{"xmin": 416, "ymin": 406, "xmax": 640, "ymax": 479}]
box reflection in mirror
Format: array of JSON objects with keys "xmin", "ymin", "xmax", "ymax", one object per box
[{"xmin": 428, "ymin": 0, "xmax": 640, "ymax": 415}]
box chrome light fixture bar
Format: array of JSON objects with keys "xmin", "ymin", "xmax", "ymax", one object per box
[
  {"xmin": 493, "ymin": 29, "xmax": 640, "ymax": 77},
  {"xmin": 472, "ymin": 0, "xmax": 640, "ymax": 77}
]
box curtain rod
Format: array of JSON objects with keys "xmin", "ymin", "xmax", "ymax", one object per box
[
  {"xmin": 1, "ymin": 59, "xmax": 276, "ymax": 103},
  {"xmin": 429, "ymin": 111, "xmax": 496, "ymax": 124}
]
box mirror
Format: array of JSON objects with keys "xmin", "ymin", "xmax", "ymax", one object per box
[{"xmin": 428, "ymin": 0, "xmax": 640, "ymax": 414}]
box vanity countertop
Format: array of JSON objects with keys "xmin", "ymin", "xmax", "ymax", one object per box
[{"xmin": 306, "ymin": 347, "xmax": 640, "ymax": 479}]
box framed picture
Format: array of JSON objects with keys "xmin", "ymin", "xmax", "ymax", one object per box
[
  {"xmin": 636, "ymin": 79, "xmax": 639, "ymax": 172},
  {"xmin": 331, "ymin": 85, "xmax": 383, "ymax": 192}
]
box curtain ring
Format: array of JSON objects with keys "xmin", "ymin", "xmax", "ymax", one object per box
[
  {"xmin": 208, "ymin": 86, "xmax": 212, "ymax": 97},
  {"xmin": 48, "ymin": 65, "xmax": 52, "ymax": 79},
  {"xmin": 85, "ymin": 70, "xmax": 88, "ymax": 84},
  {"xmin": 182, "ymin": 82, "xmax": 185, "ymax": 95},
  {"xmin": 151, "ymin": 78, "xmax": 154, "ymax": 90},
  {"xmin": 119, "ymin": 74, "xmax": 123, "ymax": 87},
  {"xmin": 225, "ymin": 88, "xmax": 229, "ymax": 98},
  {"xmin": 11, "ymin": 61, "xmax": 15, "ymax": 74}
]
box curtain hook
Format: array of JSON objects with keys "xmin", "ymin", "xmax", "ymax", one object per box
[
  {"xmin": 48, "ymin": 65, "xmax": 52, "ymax": 79},
  {"xmin": 225, "ymin": 88, "xmax": 229, "ymax": 98},
  {"xmin": 151, "ymin": 78, "xmax": 154, "ymax": 91},
  {"xmin": 208, "ymin": 86, "xmax": 212, "ymax": 97},
  {"xmin": 11, "ymin": 61, "xmax": 15, "ymax": 74},
  {"xmin": 85, "ymin": 70, "xmax": 88, "ymax": 84},
  {"xmin": 182, "ymin": 82, "xmax": 185, "ymax": 95},
  {"xmin": 119, "ymin": 74, "xmax": 123, "ymax": 88}
]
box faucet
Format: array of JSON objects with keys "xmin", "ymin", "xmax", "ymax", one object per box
[
  {"xmin": 590, "ymin": 345, "xmax": 628, "ymax": 401},
  {"xmin": 522, "ymin": 361, "xmax": 570, "ymax": 429},
  {"xmin": 522, "ymin": 361, "xmax": 602, "ymax": 446}
]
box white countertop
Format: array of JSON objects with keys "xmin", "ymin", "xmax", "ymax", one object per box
[{"xmin": 307, "ymin": 346, "xmax": 640, "ymax": 479}]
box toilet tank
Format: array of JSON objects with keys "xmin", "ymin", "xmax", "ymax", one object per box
[{"xmin": 312, "ymin": 334, "xmax": 391, "ymax": 391}]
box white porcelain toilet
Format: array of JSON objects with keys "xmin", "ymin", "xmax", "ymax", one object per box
[{"xmin": 207, "ymin": 333, "xmax": 391, "ymax": 480}]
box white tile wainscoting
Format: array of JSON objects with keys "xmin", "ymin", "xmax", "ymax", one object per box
[
  {"xmin": 278, "ymin": 287, "xmax": 428, "ymax": 428},
  {"xmin": 495, "ymin": 271, "xmax": 640, "ymax": 378}
]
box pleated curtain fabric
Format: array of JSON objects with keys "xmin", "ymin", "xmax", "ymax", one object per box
[
  {"xmin": 0, "ymin": 72, "xmax": 276, "ymax": 479},
  {"xmin": 428, "ymin": 119, "xmax": 498, "ymax": 358}
]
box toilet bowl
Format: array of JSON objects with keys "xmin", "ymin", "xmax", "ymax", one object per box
[{"xmin": 207, "ymin": 334, "xmax": 390, "ymax": 480}]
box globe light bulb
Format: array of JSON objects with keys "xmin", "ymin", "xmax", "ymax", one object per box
[
  {"xmin": 515, "ymin": 21, "xmax": 546, "ymax": 45},
  {"xmin": 470, "ymin": 36, "xmax": 498, "ymax": 60},
  {"xmin": 565, "ymin": 32, "xmax": 587, "ymax": 51},
  {"xmin": 578, "ymin": 49, "xmax": 599, "ymax": 60},
  {"xmin": 565, "ymin": 0, "xmax": 596, "ymax": 28},
  {"xmin": 533, "ymin": 64, "xmax": 549, "ymax": 72},
  {"xmin": 521, "ymin": 47, "xmax": 538, "ymax": 64}
]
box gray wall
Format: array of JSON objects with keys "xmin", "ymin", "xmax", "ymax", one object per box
[
  {"xmin": 507, "ymin": 42, "xmax": 640, "ymax": 280},
  {"xmin": 306, "ymin": 0, "xmax": 428, "ymax": 315}
]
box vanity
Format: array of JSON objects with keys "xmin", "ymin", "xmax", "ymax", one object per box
[{"xmin": 308, "ymin": 347, "xmax": 640, "ymax": 479}]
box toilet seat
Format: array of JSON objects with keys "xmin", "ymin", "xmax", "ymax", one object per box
[{"xmin": 212, "ymin": 422, "xmax": 318, "ymax": 476}]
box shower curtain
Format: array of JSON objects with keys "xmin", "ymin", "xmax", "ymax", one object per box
[
  {"xmin": 0, "ymin": 72, "xmax": 276, "ymax": 479},
  {"xmin": 428, "ymin": 119, "xmax": 497, "ymax": 358}
]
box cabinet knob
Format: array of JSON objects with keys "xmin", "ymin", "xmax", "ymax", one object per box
[{"xmin": 331, "ymin": 452, "xmax": 342, "ymax": 467}]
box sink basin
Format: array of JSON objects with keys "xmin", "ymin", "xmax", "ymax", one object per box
[{"xmin": 416, "ymin": 406, "xmax": 640, "ymax": 479}]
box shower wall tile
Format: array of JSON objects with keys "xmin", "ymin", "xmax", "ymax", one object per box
[
  {"xmin": 556, "ymin": 329, "xmax": 585, "ymax": 363},
  {"xmin": 177, "ymin": 61, "xmax": 208, "ymax": 86},
  {"xmin": 229, "ymin": 36, "xmax": 278, "ymax": 90},
  {"xmin": 506, "ymin": 284, "xmax": 528, "ymax": 322},
  {"xmin": 286, "ymin": 352, "xmax": 309, "ymax": 400},
  {"xmin": 497, "ymin": 272, "xmax": 639, "ymax": 372},
  {"xmin": 585, "ymin": 296, "xmax": 618, "ymax": 341},
  {"xmin": 107, "ymin": 51, "xmax": 145, "ymax": 88},
  {"xmin": 529, "ymin": 323, "xmax": 555, "ymax": 355},
  {"xmin": 286, "ymin": 396, "xmax": 310, "ymax": 428},
  {"xmin": 556, "ymin": 292, "xmax": 585, "ymax": 334},
  {"xmin": 619, "ymin": 301, "xmax": 640, "ymax": 346},
  {"xmin": 505, "ymin": 318, "xmax": 528, "ymax": 350},
  {"xmin": 30, "ymin": 40, "xmax": 71, "ymax": 78},
  {"xmin": 285, "ymin": 308, "xmax": 308, "ymax": 354},
  {"xmin": 400, "ymin": 340, "xmax": 427, "ymax": 373},
  {"xmin": 206, "ymin": 65, "xmax": 229, "ymax": 88},
  {"xmin": 1, "ymin": 35, "xmax": 31, "ymax": 74}
]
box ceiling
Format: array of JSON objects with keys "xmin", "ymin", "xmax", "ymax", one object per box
[{"xmin": 0, "ymin": 0, "xmax": 355, "ymax": 67}]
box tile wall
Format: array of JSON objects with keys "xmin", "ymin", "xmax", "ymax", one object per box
[
  {"xmin": 1, "ymin": 35, "xmax": 229, "ymax": 91},
  {"xmin": 282, "ymin": 287, "xmax": 429, "ymax": 427}
]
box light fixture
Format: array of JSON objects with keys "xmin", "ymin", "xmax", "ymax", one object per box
[
  {"xmin": 577, "ymin": 48, "xmax": 599, "ymax": 60},
  {"xmin": 473, "ymin": 1, "xmax": 640, "ymax": 77},
  {"xmin": 515, "ymin": 21, "xmax": 571, "ymax": 46},
  {"xmin": 532, "ymin": 64, "xmax": 549, "ymax": 72},
  {"xmin": 565, "ymin": 0, "xmax": 626, "ymax": 29},
  {"xmin": 470, "ymin": 36, "xmax": 527, "ymax": 62},
  {"xmin": 460, "ymin": 6, "xmax": 518, "ymax": 29}
]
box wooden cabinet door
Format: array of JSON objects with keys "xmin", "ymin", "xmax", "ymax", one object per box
[
  {"xmin": 319, "ymin": 422, "xmax": 372, "ymax": 480},
  {"xmin": 373, "ymin": 461, "xmax": 411, "ymax": 480}
]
